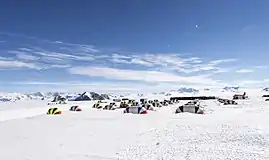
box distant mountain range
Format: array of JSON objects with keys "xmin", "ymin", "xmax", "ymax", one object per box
[
  {"xmin": 0, "ymin": 91, "xmax": 111, "ymax": 102},
  {"xmin": 170, "ymin": 87, "xmax": 199, "ymax": 93},
  {"xmin": 1, "ymin": 86, "xmax": 267, "ymax": 102},
  {"xmin": 222, "ymin": 86, "xmax": 240, "ymax": 92}
]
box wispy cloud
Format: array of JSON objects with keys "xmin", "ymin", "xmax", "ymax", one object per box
[
  {"xmin": 16, "ymin": 52, "xmax": 40, "ymax": 61},
  {"xmin": 208, "ymin": 59, "xmax": 237, "ymax": 65},
  {"xmin": 3, "ymin": 80, "xmax": 216, "ymax": 93},
  {"xmin": 254, "ymin": 66, "xmax": 268, "ymax": 69},
  {"xmin": 236, "ymin": 69, "xmax": 254, "ymax": 73},
  {"xmin": 110, "ymin": 53, "xmax": 234, "ymax": 74},
  {"xmin": 0, "ymin": 56, "xmax": 10, "ymax": 60},
  {"xmin": 1, "ymin": 32, "xmax": 267, "ymax": 92},
  {"xmin": 1, "ymin": 32, "xmax": 238, "ymax": 75},
  {"xmin": 228, "ymin": 79, "xmax": 269, "ymax": 88},
  {"xmin": 19, "ymin": 48, "xmax": 33, "ymax": 52},
  {"xmin": 0, "ymin": 60, "xmax": 40, "ymax": 69},
  {"xmin": 68, "ymin": 66, "xmax": 219, "ymax": 86}
]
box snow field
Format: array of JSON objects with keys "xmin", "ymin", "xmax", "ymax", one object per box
[{"xmin": 0, "ymin": 97, "xmax": 269, "ymax": 160}]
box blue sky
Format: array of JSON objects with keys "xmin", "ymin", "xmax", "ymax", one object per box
[{"xmin": 0, "ymin": 0, "xmax": 269, "ymax": 93}]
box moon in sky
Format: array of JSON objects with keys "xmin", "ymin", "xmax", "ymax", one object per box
[{"xmin": 195, "ymin": 25, "xmax": 199, "ymax": 28}]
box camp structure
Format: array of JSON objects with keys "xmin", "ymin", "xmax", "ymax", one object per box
[
  {"xmin": 233, "ymin": 92, "xmax": 248, "ymax": 100},
  {"xmin": 217, "ymin": 98, "xmax": 238, "ymax": 105},
  {"xmin": 51, "ymin": 95, "xmax": 68, "ymax": 104},
  {"xmin": 103, "ymin": 102, "xmax": 118, "ymax": 110},
  {"xmin": 128, "ymin": 99, "xmax": 135, "ymax": 105},
  {"xmin": 151, "ymin": 99, "xmax": 162, "ymax": 107},
  {"xmin": 160, "ymin": 100, "xmax": 169, "ymax": 106},
  {"xmin": 69, "ymin": 106, "xmax": 82, "ymax": 111},
  {"xmin": 92, "ymin": 100, "xmax": 108, "ymax": 109},
  {"xmin": 120, "ymin": 100, "xmax": 129, "ymax": 108},
  {"xmin": 140, "ymin": 98, "xmax": 148, "ymax": 104},
  {"xmin": 142, "ymin": 103, "xmax": 154, "ymax": 111},
  {"xmin": 113, "ymin": 99, "xmax": 121, "ymax": 102},
  {"xmin": 123, "ymin": 106, "xmax": 148, "ymax": 114},
  {"xmin": 121, "ymin": 98, "xmax": 129, "ymax": 103},
  {"xmin": 47, "ymin": 107, "xmax": 62, "ymax": 115},
  {"xmin": 175, "ymin": 100, "xmax": 204, "ymax": 114}
]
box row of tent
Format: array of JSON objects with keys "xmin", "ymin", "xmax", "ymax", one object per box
[
  {"xmin": 92, "ymin": 98, "xmax": 205, "ymax": 115},
  {"xmin": 92, "ymin": 98, "xmax": 179, "ymax": 111},
  {"xmin": 47, "ymin": 106, "xmax": 82, "ymax": 115}
]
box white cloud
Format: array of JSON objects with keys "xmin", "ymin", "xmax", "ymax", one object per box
[
  {"xmin": 236, "ymin": 69, "xmax": 254, "ymax": 73},
  {"xmin": 40, "ymin": 56, "xmax": 67, "ymax": 64},
  {"xmin": 5, "ymin": 81, "xmax": 214, "ymax": 93},
  {"xmin": 183, "ymin": 57, "xmax": 202, "ymax": 63},
  {"xmin": 5, "ymin": 81, "xmax": 156, "ymax": 93},
  {"xmin": 8, "ymin": 50, "xmax": 26, "ymax": 55},
  {"xmin": 110, "ymin": 53, "xmax": 233, "ymax": 74},
  {"xmin": 239, "ymin": 80, "xmax": 261, "ymax": 85},
  {"xmin": 0, "ymin": 56, "xmax": 10, "ymax": 60},
  {"xmin": 51, "ymin": 64, "xmax": 71, "ymax": 68},
  {"xmin": 209, "ymin": 59, "xmax": 237, "ymax": 65},
  {"xmin": 16, "ymin": 53, "xmax": 40, "ymax": 61},
  {"xmin": 130, "ymin": 58, "xmax": 154, "ymax": 66},
  {"xmin": 0, "ymin": 60, "xmax": 40, "ymax": 69},
  {"xmin": 18, "ymin": 48, "xmax": 33, "ymax": 52},
  {"xmin": 1, "ymin": 32, "xmax": 237, "ymax": 76},
  {"xmin": 34, "ymin": 51, "xmax": 95, "ymax": 61},
  {"xmin": 68, "ymin": 66, "xmax": 219, "ymax": 86},
  {"xmin": 227, "ymin": 79, "xmax": 269, "ymax": 88},
  {"xmin": 76, "ymin": 45, "xmax": 100, "ymax": 53},
  {"xmin": 254, "ymin": 66, "xmax": 268, "ymax": 69},
  {"xmin": 111, "ymin": 55, "xmax": 154, "ymax": 67},
  {"xmin": 112, "ymin": 54, "xmax": 130, "ymax": 59},
  {"xmin": 6, "ymin": 32, "xmax": 267, "ymax": 90}
]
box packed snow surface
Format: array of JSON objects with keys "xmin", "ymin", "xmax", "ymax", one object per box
[{"xmin": 0, "ymin": 91, "xmax": 269, "ymax": 160}]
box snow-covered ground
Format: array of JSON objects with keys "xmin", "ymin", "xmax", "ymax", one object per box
[{"xmin": 0, "ymin": 91, "xmax": 269, "ymax": 160}]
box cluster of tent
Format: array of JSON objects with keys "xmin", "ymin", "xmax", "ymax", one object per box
[
  {"xmin": 92, "ymin": 98, "xmax": 180, "ymax": 114},
  {"xmin": 91, "ymin": 98, "xmax": 210, "ymax": 115},
  {"xmin": 46, "ymin": 91, "xmax": 268, "ymax": 116}
]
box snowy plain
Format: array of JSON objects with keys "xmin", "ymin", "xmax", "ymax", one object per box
[{"xmin": 0, "ymin": 90, "xmax": 269, "ymax": 160}]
